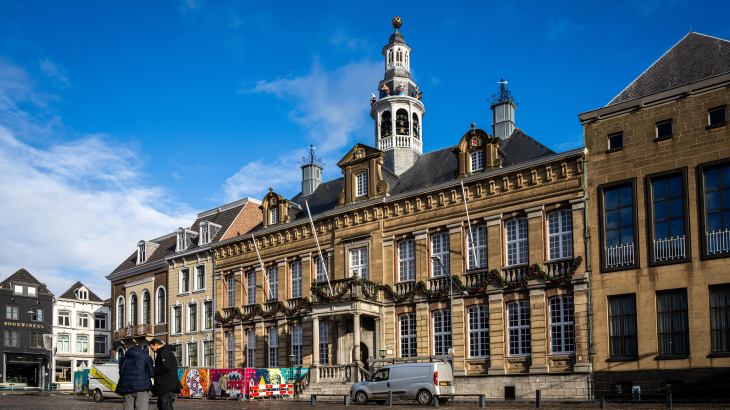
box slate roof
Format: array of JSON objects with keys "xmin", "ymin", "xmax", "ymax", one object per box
[
  {"xmin": 110, "ymin": 232, "xmax": 177, "ymax": 276},
  {"xmin": 608, "ymin": 32, "xmax": 730, "ymax": 106},
  {"xmin": 0, "ymin": 268, "xmax": 53, "ymax": 295},
  {"xmin": 58, "ymin": 281, "xmax": 105, "ymax": 302}
]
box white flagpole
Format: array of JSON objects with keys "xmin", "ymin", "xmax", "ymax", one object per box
[
  {"xmin": 251, "ymin": 234, "xmax": 272, "ymax": 301},
  {"xmin": 305, "ymin": 200, "xmax": 333, "ymax": 294},
  {"xmin": 460, "ymin": 179, "xmax": 480, "ymax": 270}
]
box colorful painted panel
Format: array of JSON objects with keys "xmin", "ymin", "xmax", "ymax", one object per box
[
  {"xmin": 178, "ymin": 369, "xmax": 210, "ymax": 398},
  {"xmin": 73, "ymin": 370, "xmax": 90, "ymax": 395},
  {"xmin": 205, "ymin": 369, "xmax": 245, "ymax": 398},
  {"xmin": 243, "ymin": 368, "xmax": 308, "ymax": 397}
]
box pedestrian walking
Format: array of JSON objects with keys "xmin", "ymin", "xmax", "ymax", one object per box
[
  {"xmin": 217, "ymin": 373, "xmax": 229, "ymax": 400},
  {"xmin": 116, "ymin": 345, "xmax": 155, "ymax": 410},
  {"xmin": 149, "ymin": 339, "xmax": 183, "ymax": 410}
]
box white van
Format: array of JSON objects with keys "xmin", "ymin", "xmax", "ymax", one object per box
[
  {"xmin": 88, "ymin": 362, "xmax": 122, "ymax": 402},
  {"xmin": 350, "ymin": 361, "xmax": 454, "ymax": 405}
]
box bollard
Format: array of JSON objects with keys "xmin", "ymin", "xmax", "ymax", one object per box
[
  {"xmin": 666, "ymin": 394, "xmax": 672, "ymax": 409},
  {"xmin": 599, "ymin": 395, "xmax": 605, "ymax": 409},
  {"xmin": 479, "ymin": 395, "xmax": 485, "ymax": 408},
  {"xmin": 536, "ymin": 390, "xmax": 541, "ymax": 408},
  {"xmin": 388, "ymin": 391, "xmax": 393, "ymax": 406},
  {"xmin": 311, "ymin": 395, "xmax": 316, "ymax": 406},
  {"xmin": 432, "ymin": 396, "xmax": 439, "ymax": 407},
  {"xmin": 344, "ymin": 395, "xmax": 350, "ymax": 406}
]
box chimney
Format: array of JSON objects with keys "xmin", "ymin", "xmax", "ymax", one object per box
[
  {"xmin": 300, "ymin": 145, "xmax": 324, "ymax": 196},
  {"xmin": 490, "ymin": 79, "xmax": 517, "ymax": 140}
]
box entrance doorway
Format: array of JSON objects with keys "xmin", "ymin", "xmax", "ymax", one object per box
[
  {"xmin": 351, "ymin": 342, "xmax": 368, "ymax": 365},
  {"xmin": 5, "ymin": 362, "xmax": 41, "ymax": 386}
]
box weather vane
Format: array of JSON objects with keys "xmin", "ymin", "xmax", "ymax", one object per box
[
  {"xmin": 490, "ymin": 78, "xmax": 518, "ymax": 106},
  {"xmin": 299, "ymin": 145, "xmax": 325, "ymax": 167}
]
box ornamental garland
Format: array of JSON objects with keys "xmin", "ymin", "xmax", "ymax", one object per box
[{"xmin": 216, "ymin": 256, "xmax": 582, "ymax": 323}]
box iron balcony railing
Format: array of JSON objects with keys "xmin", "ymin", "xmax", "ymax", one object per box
[
  {"xmin": 605, "ymin": 243, "xmax": 634, "ymax": 268},
  {"xmin": 654, "ymin": 236, "xmax": 686, "ymax": 261},
  {"xmin": 707, "ymin": 229, "xmax": 730, "ymax": 255}
]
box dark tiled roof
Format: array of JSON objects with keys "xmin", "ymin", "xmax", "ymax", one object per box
[
  {"xmin": 58, "ymin": 281, "xmax": 105, "ymax": 302},
  {"xmin": 500, "ymin": 129, "xmax": 555, "ymax": 166},
  {"xmin": 188, "ymin": 203, "xmax": 248, "ymax": 246},
  {"xmin": 0, "ymin": 268, "xmax": 53, "ymax": 295},
  {"xmin": 608, "ymin": 32, "xmax": 730, "ymax": 106},
  {"xmin": 110, "ymin": 233, "xmax": 177, "ymax": 275}
]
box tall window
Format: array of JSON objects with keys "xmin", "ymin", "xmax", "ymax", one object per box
[
  {"xmin": 95, "ymin": 336, "xmax": 106, "ymax": 355},
  {"xmin": 204, "ymin": 301, "xmax": 213, "ymax": 329},
  {"xmin": 188, "ymin": 342, "xmax": 198, "ymax": 367},
  {"xmin": 5, "ymin": 305, "xmax": 18, "ymax": 320},
  {"xmin": 195, "ymin": 265, "xmax": 205, "ymax": 290},
  {"xmin": 431, "ymin": 232, "xmax": 450, "ymax": 276},
  {"xmin": 651, "ymin": 175, "xmax": 686, "ymax": 261},
  {"xmin": 349, "ymin": 247, "xmax": 368, "ymax": 279},
  {"xmin": 58, "ymin": 310, "xmax": 70, "ymax": 327},
  {"xmin": 246, "ymin": 329, "xmax": 255, "ymax": 367},
  {"xmin": 76, "ymin": 335, "xmax": 88, "ymax": 353},
  {"xmin": 356, "ymin": 172, "xmax": 368, "ymax": 197},
  {"xmin": 703, "ymin": 164, "xmax": 730, "ymax": 255},
  {"xmin": 315, "ymin": 256, "xmax": 328, "ymax": 282},
  {"xmin": 608, "ymin": 295, "xmax": 637, "ymax": 357},
  {"xmin": 268, "ymin": 327, "xmax": 278, "ymax": 368},
  {"xmin": 400, "ymin": 314, "xmax": 417, "ymax": 357},
  {"xmin": 398, "ymin": 239, "xmax": 416, "ymax": 282},
  {"xmin": 291, "ymin": 324, "xmax": 302, "ymax": 366},
  {"xmin": 157, "ymin": 288, "xmax": 166, "ymax": 323},
  {"xmin": 550, "ymin": 296, "xmax": 575, "ymax": 354},
  {"xmin": 226, "ymin": 331, "xmax": 235, "ymax": 368},
  {"xmin": 291, "ymin": 262, "xmax": 302, "ymax": 298},
  {"xmin": 433, "ymin": 310, "xmax": 452, "ymax": 356},
  {"xmin": 226, "ymin": 275, "xmax": 235, "ymax": 307},
  {"xmin": 506, "ymin": 218, "xmax": 528, "ymax": 266},
  {"xmin": 711, "ymin": 286, "xmax": 730, "ymax": 353},
  {"xmin": 78, "ymin": 312, "xmax": 89, "ymax": 328},
  {"xmin": 246, "ymin": 271, "xmax": 256, "ymax": 305},
  {"xmin": 30, "ymin": 307, "xmax": 43, "ymax": 321},
  {"xmin": 508, "ymin": 301, "xmax": 531, "ymax": 356},
  {"xmin": 189, "ymin": 304, "xmax": 197, "ymax": 332},
  {"xmin": 4, "ymin": 330, "xmax": 18, "ymax": 347},
  {"xmin": 319, "ymin": 321, "xmax": 330, "ymax": 365},
  {"xmin": 657, "ymin": 290, "xmax": 689, "ymax": 355},
  {"xmin": 467, "ymin": 225, "xmax": 488, "ymax": 270},
  {"xmin": 30, "ymin": 332, "xmax": 43, "ymax": 348},
  {"xmin": 129, "ymin": 294, "xmax": 138, "ymax": 326},
  {"xmin": 57, "ymin": 334, "xmax": 69, "ymax": 352},
  {"xmin": 270, "ymin": 208, "xmax": 278, "ymax": 224},
  {"xmin": 267, "ymin": 266, "xmax": 278, "ymax": 301},
  {"xmin": 470, "ymin": 151, "xmax": 484, "ymax": 172},
  {"xmin": 174, "ymin": 344, "xmax": 183, "ymax": 367},
  {"xmin": 181, "ymin": 268, "xmax": 190, "ymax": 293},
  {"xmin": 142, "ymin": 291, "xmax": 151, "ymax": 324},
  {"xmin": 117, "ymin": 298, "xmax": 125, "ymax": 329},
  {"xmin": 548, "ymin": 211, "xmax": 573, "ymax": 260},
  {"xmin": 200, "ymin": 222, "xmax": 210, "ymax": 245},
  {"xmin": 173, "ymin": 306, "xmax": 182, "ymax": 334},
  {"xmin": 204, "ymin": 341, "xmax": 214, "ymax": 367},
  {"xmin": 95, "ymin": 314, "xmax": 106, "ymax": 330},
  {"xmin": 468, "ymin": 306, "xmax": 489, "ymax": 358},
  {"xmin": 603, "ymin": 184, "xmax": 635, "ymax": 268}
]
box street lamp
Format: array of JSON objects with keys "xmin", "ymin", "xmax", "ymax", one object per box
[
  {"xmin": 379, "ymin": 347, "xmax": 387, "ymax": 359},
  {"xmin": 430, "ymin": 256, "xmax": 468, "ymax": 384},
  {"xmin": 27, "ymin": 310, "xmax": 53, "ymax": 390},
  {"xmin": 289, "ymin": 353, "xmax": 297, "ymax": 382}
]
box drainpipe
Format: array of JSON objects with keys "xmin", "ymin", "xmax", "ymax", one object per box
[
  {"xmin": 583, "ymin": 124, "xmax": 595, "ymax": 401},
  {"xmin": 212, "ymin": 249, "xmax": 216, "ymax": 368}
]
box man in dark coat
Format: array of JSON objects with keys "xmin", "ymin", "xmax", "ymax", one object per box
[
  {"xmin": 116, "ymin": 345, "xmax": 155, "ymax": 410},
  {"xmin": 149, "ymin": 339, "xmax": 183, "ymax": 410}
]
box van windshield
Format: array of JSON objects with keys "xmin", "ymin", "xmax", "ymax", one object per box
[{"xmin": 371, "ymin": 369, "xmax": 389, "ymax": 382}]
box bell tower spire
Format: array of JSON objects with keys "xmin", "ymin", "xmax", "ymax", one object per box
[{"xmin": 370, "ymin": 15, "xmax": 426, "ymax": 176}]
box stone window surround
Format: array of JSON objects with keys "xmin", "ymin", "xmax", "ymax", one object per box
[
  {"xmin": 644, "ymin": 167, "xmax": 692, "ymax": 266},
  {"xmin": 193, "ymin": 263, "xmax": 207, "ymax": 293},
  {"xmin": 344, "ymin": 237, "xmax": 370, "ymax": 279},
  {"xmin": 187, "ymin": 339, "xmax": 199, "ymax": 367},
  {"xmin": 597, "ymin": 178, "xmax": 640, "ymax": 273},
  {"xmin": 186, "ymin": 300, "xmax": 199, "ymax": 334},
  {"xmin": 697, "ymin": 158, "xmax": 730, "ymax": 260},
  {"xmin": 155, "ymin": 286, "xmax": 167, "ymax": 325},
  {"xmin": 545, "ymin": 207, "xmax": 574, "ymax": 262},
  {"xmin": 171, "ymin": 302, "xmax": 183, "ymax": 335}
]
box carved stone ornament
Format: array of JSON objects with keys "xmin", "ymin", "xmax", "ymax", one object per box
[
  {"xmin": 377, "ymin": 179, "xmax": 388, "ymax": 193},
  {"xmin": 470, "ymin": 136, "xmax": 481, "ymax": 147},
  {"xmin": 354, "ymin": 148, "xmax": 365, "ymax": 160},
  {"xmin": 337, "ymin": 191, "xmax": 346, "ymax": 204}
]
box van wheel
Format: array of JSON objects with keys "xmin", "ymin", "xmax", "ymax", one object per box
[
  {"xmin": 438, "ymin": 398, "xmax": 449, "ymax": 405},
  {"xmin": 93, "ymin": 389, "xmax": 104, "ymax": 402},
  {"xmin": 355, "ymin": 391, "xmax": 369, "ymax": 405},
  {"xmin": 416, "ymin": 389, "xmax": 432, "ymax": 405}
]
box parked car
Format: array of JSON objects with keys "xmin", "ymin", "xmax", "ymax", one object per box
[{"xmin": 350, "ymin": 361, "xmax": 454, "ymax": 405}]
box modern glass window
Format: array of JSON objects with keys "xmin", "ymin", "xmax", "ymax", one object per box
[
  {"xmin": 57, "ymin": 334, "xmax": 70, "ymax": 352},
  {"xmin": 709, "ymin": 106, "xmax": 727, "ymax": 126},
  {"xmin": 95, "ymin": 314, "xmax": 107, "ymax": 330},
  {"xmin": 173, "ymin": 306, "xmax": 182, "ymax": 334},
  {"xmin": 246, "ymin": 329, "xmax": 255, "ymax": 367},
  {"xmin": 470, "ymin": 151, "xmax": 484, "ymax": 172},
  {"xmin": 129, "ymin": 294, "xmax": 138, "ymax": 326},
  {"xmin": 226, "ymin": 275, "xmax": 235, "ymax": 307},
  {"xmin": 226, "ymin": 331, "xmax": 235, "ymax": 368},
  {"xmin": 349, "ymin": 247, "xmax": 368, "ymax": 279},
  {"xmin": 31, "ymin": 307, "xmax": 43, "ymax": 321},
  {"xmin": 181, "ymin": 268, "xmax": 190, "ymax": 293},
  {"xmin": 267, "ymin": 266, "xmax": 278, "ymax": 301},
  {"xmin": 603, "ymin": 184, "xmax": 635, "ymax": 268},
  {"xmin": 30, "ymin": 332, "xmax": 43, "ymax": 348},
  {"xmin": 157, "ymin": 288, "xmax": 166, "ymax": 323},
  {"xmin": 431, "ymin": 232, "xmax": 450, "ymax": 276},
  {"xmin": 117, "ymin": 298, "xmax": 125, "ymax": 329},
  {"xmin": 5, "ymin": 305, "xmax": 18, "ymax": 320},
  {"xmin": 291, "ymin": 261, "xmax": 302, "ymax": 299},
  {"xmin": 204, "ymin": 301, "xmax": 213, "ymax": 330},
  {"xmin": 400, "ymin": 313, "xmax": 417, "ymax": 358},
  {"xmin": 268, "ymin": 327, "xmax": 278, "ymax": 368},
  {"xmin": 656, "ymin": 120, "xmax": 673, "ymax": 138},
  {"xmin": 315, "ymin": 256, "xmax": 328, "ymax": 282},
  {"xmin": 188, "ymin": 342, "xmax": 198, "ymax": 367},
  {"xmin": 549, "ymin": 296, "xmax": 575, "ymax": 354},
  {"xmin": 319, "ymin": 321, "xmax": 330, "ymax": 365},
  {"xmin": 188, "ymin": 304, "xmax": 197, "ymax": 332},
  {"xmin": 174, "ymin": 344, "xmax": 183, "ymax": 367},
  {"xmin": 608, "ymin": 294, "xmax": 637, "ymax": 357},
  {"xmin": 142, "ymin": 291, "xmax": 151, "ymax": 324},
  {"xmin": 4, "ymin": 330, "xmax": 19, "ymax": 347},
  {"xmin": 55, "ymin": 360, "xmax": 72, "ymax": 382},
  {"xmin": 508, "ymin": 301, "xmax": 531, "ymax": 356},
  {"xmin": 58, "ymin": 310, "xmax": 70, "ymax": 327},
  {"xmin": 195, "ymin": 265, "xmax": 205, "ymax": 290},
  {"xmin": 657, "ymin": 290, "xmax": 689, "ymax": 355},
  {"xmin": 548, "ymin": 211, "xmax": 573, "ymax": 260},
  {"xmin": 76, "ymin": 335, "xmax": 88, "ymax": 353},
  {"xmin": 204, "ymin": 341, "xmax": 214, "ymax": 367},
  {"xmin": 78, "ymin": 313, "xmax": 89, "ymax": 328},
  {"xmin": 433, "ymin": 310, "xmax": 452, "ymax": 356},
  {"xmin": 270, "ymin": 208, "xmax": 278, "ymax": 224},
  {"xmin": 356, "ymin": 172, "xmax": 368, "ymax": 197},
  {"xmin": 291, "ymin": 324, "xmax": 302, "ymax": 366},
  {"xmin": 506, "ymin": 218, "xmax": 528, "ymax": 266},
  {"xmin": 650, "ymin": 174, "xmax": 686, "ymax": 261},
  {"xmin": 608, "ymin": 133, "xmax": 623, "ymax": 150},
  {"xmin": 95, "ymin": 336, "xmax": 106, "ymax": 355},
  {"xmin": 703, "ymin": 164, "xmax": 730, "ymax": 255},
  {"xmin": 468, "ymin": 306, "xmax": 490, "ymax": 358},
  {"xmin": 467, "ymin": 225, "xmax": 488, "ymax": 270},
  {"xmin": 710, "ymin": 286, "xmax": 730, "ymax": 353},
  {"xmin": 246, "ymin": 271, "xmax": 256, "ymax": 305},
  {"xmin": 398, "ymin": 239, "xmax": 416, "ymax": 281}
]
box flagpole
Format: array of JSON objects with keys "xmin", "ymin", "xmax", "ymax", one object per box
[
  {"xmin": 460, "ymin": 179, "xmax": 480, "ymax": 270},
  {"xmin": 251, "ymin": 234, "xmax": 272, "ymax": 301},
  {"xmin": 305, "ymin": 200, "xmax": 333, "ymax": 294}
]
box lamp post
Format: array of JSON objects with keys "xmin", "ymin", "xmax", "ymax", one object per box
[
  {"xmin": 289, "ymin": 353, "xmax": 297, "ymax": 382},
  {"xmin": 27, "ymin": 310, "xmax": 53, "ymax": 390},
  {"xmin": 430, "ymin": 256, "xmax": 468, "ymax": 384}
]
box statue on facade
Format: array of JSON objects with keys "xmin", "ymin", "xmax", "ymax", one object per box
[
  {"xmin": 397, "ymin": 81, "xmax": 406, "ymax": 95},
  {"xmin": 370, "ymin": 93, "xmax": 377, "ymax": 107},
  {"xmin": 380, "ymin": 83, "xmax": 390, "ymax": 98},
  {"xmin": 415, "ymin": 85, "xmax": 423, "ymax": 100}
]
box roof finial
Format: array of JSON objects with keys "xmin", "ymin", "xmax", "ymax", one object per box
[
  {"xmin": 490, "ymin": 78, "xmax": 518, "ymax": 106},
  {"xmin": 298, "ymin": 144, "xmax": 325, "ymax": 167},
  {"xmin": 392, "ymin": 15, "xmax": 402, "ymax": 32}
]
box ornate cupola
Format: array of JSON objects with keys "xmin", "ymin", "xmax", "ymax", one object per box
[
  {"xmin": 490, "ymin": 79, "xmax": 517, "ymax": 140},
  {"xmin": 370, "ymin": 16, "xmax": 426, "ymax": 176}
]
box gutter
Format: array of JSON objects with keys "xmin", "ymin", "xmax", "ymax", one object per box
[
  {"xmin": 106, "ymin": 260, "xmax": 167, "ymax": 282},
  {"xmin": 583, "ymin": 124, "xmax": 595, "ymax": 401}
]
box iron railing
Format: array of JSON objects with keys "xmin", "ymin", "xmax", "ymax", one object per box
[
  {"xmin": 654, "ymin": 236, "xmax": 686, "ymax": 261},
  {"xmin": 605, "ymin": 243, "xmax": 634, "ymax": 268},
  {"xmin": 707, "ymin": 229, "xmax": 730, "ymax": 255}
]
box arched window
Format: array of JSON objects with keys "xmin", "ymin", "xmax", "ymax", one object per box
[
  {"xmin": 116, "ymin": 346, "xmax": 125, "ymax": 360},
  {"xmin": 157, "ymin": 287, "xmax": 166, "ymax": 324},
  {"xmin": 395, "ymin": 109, "xmax": 409, "ymax": 135},
  {"xmin": 130, "ymin": 293, "xmax": 138, "ymax": 327},
  {"xmin": 116, "ymin": 297, "xmax": 125, "ymax": 329},
  {"xmin": 412, "ymin": 113, "xmax": 420, "ymax": 138},
  {"xmin": 356, "ymin": 172, "xmax": 368, "ymax": 197},
  {"xmin": 142, "ymin": 290, "xmax": 151, "ymax": 325},
  {"xmin": 380, "ymin": 111, "xmax": 392, "ymax": 137}
]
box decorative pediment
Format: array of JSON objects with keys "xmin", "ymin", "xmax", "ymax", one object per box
[
  {"xmin": 261, "ymin": 188, "xmax": 291, "ymax": 228},
  {"xmin": 336, "ymin": 143, "xmax": 390, "ymax": 207},
  {"xmin": 452, "ymin": 123, "xmax": 501, "ymax": 179}
]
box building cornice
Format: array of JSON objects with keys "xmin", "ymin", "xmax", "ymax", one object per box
[{"xmin": 105, "ymin": 260, "xmax": 167, "ymax": 282}]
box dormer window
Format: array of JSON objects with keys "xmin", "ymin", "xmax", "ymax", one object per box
[
  {"xmin": 271, "ymin": 208, "xmax": 278, "ymax": 224},
  {"xmin": 200, "ymin": 222, "xmax": 209, "ymax": 245},
  {"xmin": 177, "ymin": 229, "xmax": 185, "ymax": 252},
  {"xmin": 356, "ymin": 172, "xmax": 368, "ymax": 197},
  {"xmin": 137, "ymin": 241, "xmax": 147, "ymax": 264},
  {"xmin": 76, "ymin": 288, "xmax": 88, "ymax": 300},
  {"xmin": 27, "ymin": 286, "xmax": 36, "ymax": 297},
  {"xmin": 470, "ymin": 151, "xmax": 484, "ymax": 172}
]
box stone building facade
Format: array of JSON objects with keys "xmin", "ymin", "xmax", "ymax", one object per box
[
  {"xmin": 578, "ymin": 32, "xmax": 730, "ymax": 397},
  {"xmin": 212, "ymin": 18, "xmax": 591, "ymax": 401}
]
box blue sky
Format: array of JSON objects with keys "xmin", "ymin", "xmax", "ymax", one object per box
[{"xmin": 1, "ymin": 0, "xmax": 728, "ymax": 297}]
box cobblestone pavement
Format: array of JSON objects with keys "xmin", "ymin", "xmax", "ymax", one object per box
[{"xmin": 0, "ymin": 394, "xmax": 728, "ymax": 410}]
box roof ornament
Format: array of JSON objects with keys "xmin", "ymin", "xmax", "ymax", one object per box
[
  {"xmin": 490, "ymin": 78, "xmax": 519, "ymax": 106},
  {"xmin": 298, "ymin": 144, "xmax": 325, "ymax": 167},
  {"xmin": 392, "ymin": 15, "xmax": 402, "ymax": 32}
]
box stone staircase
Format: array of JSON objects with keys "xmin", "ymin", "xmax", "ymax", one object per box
[{"xmin": 297, "ymin": 381, "xmax": 352, "ymax": 400}]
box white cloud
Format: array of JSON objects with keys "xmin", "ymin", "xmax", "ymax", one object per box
[
  {"xmin": 223, "ymin": 151, "xmax": 304, "ymax": 202},
  {"xmin": 39, "ymin": 59, "xmax": 70, "ymax": 87}
]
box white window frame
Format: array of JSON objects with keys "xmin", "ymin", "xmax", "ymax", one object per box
[
  {"xmin": 172, "ymin": 305, "xmax": 182, "ymax": 334},
  {"xmin": 194, "ymin": 264, "xmax": 206, "ymax": 291},
  {"xmin": 76, "ymin": 335, "xmax": 89, "ymax": 354},
  {"xmin": 187, "ymin": 341, "xmax": 198, "ymax": 367},
  {"xmin": 315, "ymin": 256, "xmax": 328, "ymax": 282},
  {"xmin": 77, "ymin": 312, "xmax": 89, "ymax": 329},
  {"xmin": 58, "ymin": 310, "xmax": 70, "ymax": 327},
  {"xmin": 226, "ymin": 275, "xmax": 235, "ymax": 307},
  {"xmin": 356, "ymin": 172, "xmax": 368, "ymax": 197},
  {"xmin": 506, "ymin": 218, "xmax": 528, "ymax": 266},
  {"xmin": 203, "ymin": 340, "xmax": 214, "ymax": 367},
  {"xmin": 467, "ymin": 225, "xmax": 488, "ymax": 270},
  {"xmin": 508, "ymin": 301, "xmax": 531, "ymax": 356},
  {"xmin": 6, "ymin": 305, "xmax": 18, "ymax": 320},
  {"xmin": 176, "ymin": 230, "xmax": 186, "ymax": 252},
  {"xmin": 246, "ymin": 271, "xmax": 256, "ymax": 305},
  {"xmin": 398, "ymin": 239, "xmax": 416, "ymax": 282},
  {"xmin": 30, "ymin": 307, "xmax": 43, "ymax": 321},
  {"xmin": 431, "ymin": 232, "xmax": 450, "ymax": 276},
  {"xmin": 291, "ymin": 324, "xmax": 302, "ymax": 366},
  {"xmin": 129, "ymin": 293, "xmax": 138, "ymax": 326},
  {"xmin": 180, "ymin": 268, "xmax": 191, "ymax": 294},
  {"xmin": 137, "ymin": 242, "xmax": 146, "ymax": 264},
  {"xmin": 399, "ymin": 313, "xmax": 417, "ymax": 358},
  {"xmin": 432, "ymin": 310, "xmax": 452, "ymax": 356},
  {"xmin": 226, "ymin": 331, "xmax": 235, "ymax": 368},
  {"xmin": 267, "ymin": 266, "xmax": 278, "ymax": 301},
  {"xmin": 116, "ymin": 297, "xmax": 125, "ymax": 329},
  {"xmin": 246, "ymin": 329, "xmax": 255, "ymax": 368},
  {"xmin": 187, "ymin": 302, "xmax": 198, "ymax": 333},
  {"xmin": 116, "ymin": 346, "xmax": 125, "ymax": 360},
  {"xmin": 271, "ymin": 208, "xmax": 279, "ymax": 224},
  {"xmin": 95, "ymin": 335, "xmax": 107, "ymax": 355},
  {"xmin": 156, "ymin": 287, "xmax": 166, "ymax": 324},
  {"xmin": 550, "ymin": 296, "xmax": 575, "ymax": 354},
  {"xmin": 470, "ymin": 150, "xmax": 484, "ymax": 172},
  {"xmin": 203, "ymin": 300, "xmax": 213, "ymax": 330},
  {"xmin": 57, "ymin": 334, "xmax": 70, "ymax": 353},
  {"xmin": 268, "ymin": 327, "xmax": 278, "ymax": 368},
  {"xmin": 141, "ymin": 290, "xmax": 151, "ymax": 325},
  {"xmin": 200, "ymin": 222, "xmax": 210, "ymax": 245},
  {"xmin": 468, "ymin": 305, "xmax": 490, "ymax": 358},
  {"xmin": 319, "ymin": 321, "xmax": 329, "ymax": 365},
  {"xmin": 349, "ymin": 247, "xmax": 368, "ymax": 279},
  {"xmin": 291, "ymin": 261, "xmax": 302, "ymax": 299},
  {"xmin": 548, "ymin": 210, "xmax": 573, "ymax": 260}
]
